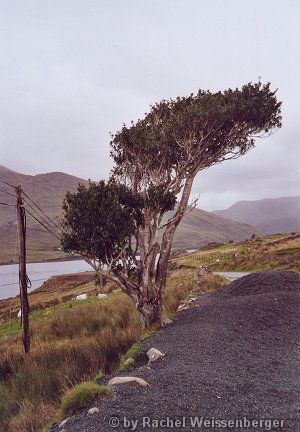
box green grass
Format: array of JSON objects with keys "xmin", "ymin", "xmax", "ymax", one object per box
[
  {"xmin": 60, "ymin": 382, "xmax": 111, "ymax": 418},
  {"xmin": 0, "ymin": 291, "xmax": 122, "ymax": 338},
  {"xmin": 0, "ymin": 317, "xmax": 21, "ymax": 338},
  {"xmin": 274, "ymin": 247, "xmax": 300, "ymax": 257},
  {"xmin": 93, "ymin": 370, "xmax": 105, "ymax": 384},
  {"xmin": 119, "ymin": 342, "xmax": 142, "ymax": 369},
  {"xmin": 0, "ymin": 294, "xmax": 142, "ymax": 432},
  {"xmin": 172, "ymin": 234, "xmax": 300, "ymax": 273},
  {"xmin": 0, "ymin": 267, "xmax": 232, "ymax": 431}
]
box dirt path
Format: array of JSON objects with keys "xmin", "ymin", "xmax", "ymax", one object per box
[{"xmin": 51, "ymin": 271, "xmax": 300, "ymax": 432}]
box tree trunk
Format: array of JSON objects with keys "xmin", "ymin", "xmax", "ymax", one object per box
[
  {"xmin": 113, "ymin": 174, "xmax": 196, "ymax": 330},
  {"xmin": 155, "ymin": 173, "xmax": 196, "ymax": 296},
  {"xmin": 95, "ymin": 272, "xmax": 106, "ymax": 291},
  {"xmin": 137, "ymin": 296, "xmax": 163, "ymax": 330}
]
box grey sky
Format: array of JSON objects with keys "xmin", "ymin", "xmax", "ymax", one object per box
[{"xmin": 0, "ymin": 0, "xmax": 299, "ymax": 210}]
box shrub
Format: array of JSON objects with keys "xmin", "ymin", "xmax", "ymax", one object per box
[{"xmin": 60, "ymin": 382, "xmax": 111, "ymax": 417}]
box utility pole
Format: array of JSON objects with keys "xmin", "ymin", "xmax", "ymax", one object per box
[{"xmin": 16, "ymin": 185, "xmax": 30, "ymax": 353}]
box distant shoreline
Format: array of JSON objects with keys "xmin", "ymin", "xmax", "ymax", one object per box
[
  {"xmin": 0, "ymin": 248, "xmax": 198, "ymax": 267},
  {"xmin": 0, "ymin": 255, "xmax": 83, "ymax": 267}
]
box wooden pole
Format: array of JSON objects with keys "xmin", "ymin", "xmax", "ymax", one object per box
[{"xmin": 16, "ymin": 185, "xmax": 30, "ymax": 353}]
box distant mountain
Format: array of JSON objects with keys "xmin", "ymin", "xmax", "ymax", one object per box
[
  {"xmin": 0, "ymin": 165, "xmax": 89, "ymax": 263},
  {"xmin": 213, "ymin": 196, "xmax": 300, "ymax": 235},
  {"xmin": 0, "ymin": 164, "xmax": 89, "ymax": 222},
  {"xmin": 0, "ymin": 165, "xmax": 258, "ymax": 262},
  {"xmin": 167, "ymin": 207, "xmax": 258, "ymax": 249}
]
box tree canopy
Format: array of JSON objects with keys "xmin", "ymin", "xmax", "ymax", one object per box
[
  {"xmin": 61, "ymin": 180, "xmax": 143, "ymax": 269},
  {"xmin": 62, "ymin": 81, "xmax": 282, "ymax": 328},
  {"xmin": 111, "ymin": 82, "xmax": 281, "ymax": 193}
]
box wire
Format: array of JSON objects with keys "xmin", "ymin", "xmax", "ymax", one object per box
[
  {"xmin": 25, "ymin": 207, "xmax": 62, "ymax": 241},
  {"xmin": 0, "ymin": 188, "xmax": 15, "ymax": 197},
  {"xmin": 0, "ymin": 202, "xmax": 16, "ymax": 207},
  {"xmin": 23, "ymin": 198, "xmax": 61, "ymax": 236},
  {"xmin": 1, "ymin": 278, "xmax": 48, "ymax": 287},
  {"xmin": 0, "ymin": 177, "xmax": 62, "ymax": 239},
  {"xmin": 0, "ymin": 180, "xmax": 61, "ymax": 231},
  {"xmin": 0, "ymin": 177, "xmax": 15, "ymax": 189},
  {"xmin": 21, "ymin": 190, "xmax": 61, "ymax": 231}
]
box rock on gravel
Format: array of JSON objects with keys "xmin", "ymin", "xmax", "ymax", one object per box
[
  {"xmin": 50, "ymin": 271, "xmax": 300, "ymax": 432},
  {"xmin": 88, "ymin": 407, "xmax": 99, "ymax": 414},
  {"xmin": 107, "ymin": 376, "xmax": 149, "ymax": 388},
  {"xmin": 147, "ymin": 348, "xmax": 165, "ymax": 363}
]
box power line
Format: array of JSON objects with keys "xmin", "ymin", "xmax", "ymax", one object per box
[
  {"xmin": 21, "ymin": 190, "xmax": 61, "ymax": 231},
  {"xmin": 0, "ymin": 188, "xmax": 15, "ymax": 197},
  {"xmin": 0, "ymin": 180, "xmax": 61, "ymax": 231},
  {"xmin": 0, "ymin": 202, "xmax": 16, "ymax": 207},
  {"xmin": 25, "ymin": 207, "xmax": 62, "ymax": 241},
  {"xmin": 23, "ymin": 198, "xmax": 61, "ymax": 236},
  {"xmin": 0, "ymin": 179, "xmax": 62, "ymax": 238},
  {"xmin": 25, "ymin": 207, "xmax": 61, "ymax": 241},
  {"xmin": 0, "ymin": 177, "xmax": 15, "ymax": 189},
  {"xmin": 1, "ymin": 278, "xmax": 47, "ymax": 287}
]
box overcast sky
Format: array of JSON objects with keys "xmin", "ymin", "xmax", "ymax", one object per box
[{"xmin": 0, "ymin": 0, "xmax": 299, "ymax": 211}]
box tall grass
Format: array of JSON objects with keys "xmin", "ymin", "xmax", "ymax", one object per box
[
  {"xmin": 0, "ymin": 268, "xmax": 224, "ymax": 431},
  {"xmin": 0, "ymin": 295, "xmax": 141, "ymax": 431}
]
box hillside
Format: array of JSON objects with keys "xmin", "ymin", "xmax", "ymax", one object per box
[
  {"xmin": 0, "ymin": 165, "xmax": 257, "ymax": 263},
  {"xmin": 166, "ymin": 207, "xmax": 258, "ymax": 249},
  {"xmin": 0, "ymin": 164, "xmax": 89, "ymax": 222},
  {"xmin": 213, "ymin": 196, "xmax": 300, "ymax": 235},
  {"xmin": 0, "ymin": 165, "xmax": 89, "ymax": 263},
  {"xmin": 172, "ymin": 232, "xmax": 300, "ymax": 273}
]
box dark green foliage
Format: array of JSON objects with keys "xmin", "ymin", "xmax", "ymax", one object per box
[
  {"xmin": 111, "ymin": 82, "xmax": 282, "ymax": 179},
  {"xmin": 61, "ymin": 180, "xmax": 143, "ymax": 264},
  {"xmin": 61, "ymin": 179, "xmax": 177, "ymax": 267},
  {"xmin": 61, "ymin": 81, "xmax": 282, "ymax": 329},
  {"xmin": 145, "ymin": 183, "xmax": 177, "ymax": 214}
]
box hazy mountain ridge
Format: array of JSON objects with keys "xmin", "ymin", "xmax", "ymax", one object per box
[
  {"xmin": 0, "ymin": 165, "xmax": 258, "ymax": 262},
  {"xmin": 167, "ymin": 207, "xmax": 258, "ymax": 249},
  {"xmin": 213, "ymin": 196, "xmax": 300, "ymax": 235},
  {"xmin": 0, "ymin": 164, "xmax": 89, "ymax": 216}
]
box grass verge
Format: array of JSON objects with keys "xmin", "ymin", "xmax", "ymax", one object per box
[
  {"xmin": 60, "ymin": 382, "xmax": 111, "ymax": 418},
  {"xmin": 0, "ymin": 268, "xmax": 226, "ymax": 431},
  {"xmin": 172, "ymin": 233, "xmax": 300, "ymax": 273}
]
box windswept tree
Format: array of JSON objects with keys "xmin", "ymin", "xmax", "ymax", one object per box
[{"xmin": 62, "ymin": 82, "xmax": 282, "ymax": 329}]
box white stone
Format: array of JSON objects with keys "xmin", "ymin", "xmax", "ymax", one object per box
[
  {"xmin": 88, "ymin": 407, "xmax": 99, "ymax": 414},
  {"xmin": 108, "ymin": 376, "xmax": 149, "ymax": 388},
  {"xmin": 59, "ymin": 417, "xmax": 69, "ymax": 428},
  {"xmin": 97, "ymin": 293, "xmax": 108, "ymax": 299},
  {"xmin": 17, "ymin": 309, "xmax": 21, "ymax": 318},
  {"xmin": 177, "ymin": 305, "xmax": 189, "ymax": 311},
  {"xmin": 147, "ymin": 348, "xmax": 165, "ymax": 363}
]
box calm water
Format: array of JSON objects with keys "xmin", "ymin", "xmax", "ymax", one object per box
[
  {"xmin": 0, "ymin": 260, "xmax": 92, "ymax": 300},
  {"xmin": 0, "ymin": 259, "xmax": 250, "ymax": 301}
]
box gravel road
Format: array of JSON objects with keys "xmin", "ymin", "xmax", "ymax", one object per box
[{"xmin": 51, "ymin": 271, "xmax": 300, "ymax": 432}]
